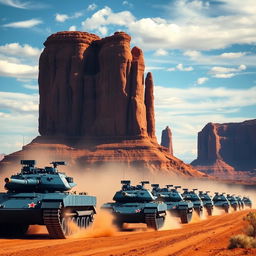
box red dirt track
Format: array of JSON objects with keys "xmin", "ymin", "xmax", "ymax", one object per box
[{"xmin": 0, "ymin": 209, "xmax": 255, "ymax": 256}]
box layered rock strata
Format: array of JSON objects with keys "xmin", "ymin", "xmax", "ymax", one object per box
[{"xmin": 191, "ymin": 119, "xmax": 256, "ymax": 177}]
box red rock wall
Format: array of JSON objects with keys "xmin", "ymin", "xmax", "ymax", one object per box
[
  {"xmin": 191, "ymin": 119, "xmax": 256, "ymax": 173},
  {"xmin": 39, "ymin": 31, "xmax": 155, "ymax": 139}
]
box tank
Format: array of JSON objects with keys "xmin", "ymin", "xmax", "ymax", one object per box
[
  {"xmin": 182, "ymin": 189, "xmax": 203, "ymax": 217},
  {"xmin": 226, "ymin": 194, "xmax": 239, "ymax": 211},
  {"xmin": 212, "ymin": 192, "xmax": 230, "ymax": 213},
  {"xmin": 151, "ymin": 184, "xmax": 193, "ymax": 223},
  {"xmin": 0, "ymin": 160, "xmax": 96, "ymax": 238},
  {"xmin": 242, "ymin": 196, "xmax": 252, "ymax": 208},
  {"xmin": 199, "ymin": 191, "xmax": 214, "ymax": 216},
  {"xmin": 235, "ymin": 196, "xmax": 245, "ymax": 210},
  {"xmin": 102, "ymin": 180, "xmax": 167, "ymax": 230}
]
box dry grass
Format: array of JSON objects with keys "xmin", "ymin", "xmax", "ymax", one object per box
[{"xmin": 228, "ymin": 212, "xmax": 256, "ymax": 249}]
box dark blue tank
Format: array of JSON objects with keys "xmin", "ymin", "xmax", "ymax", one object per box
[
  {"xmin": 212, "ymin": 192, "xmax": 230, "ymax": 213},
  {"xmin": 242, "ymin": 196, "xmax": 252, "ymax": 208},
  {"xmin": 151, "ymin": 184, "xmax": 193, "ymax": 223},
  {"xmin": 226, "ymin": 194, "xmax": 239, "ymax": 211},
  {"xmin": 182, "ymin": 189, "xmax": 203, "ymax": 217},
  {"xmin": 0, "ymin": 160, "xmax": 96, "ymax": 238},
  {"xmin": 102, "ymin": 180, "xmax": 167, "ymax": 230}
]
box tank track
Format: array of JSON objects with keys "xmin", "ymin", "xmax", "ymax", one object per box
[
  {"xmin": 43, "ymin": 209, "xmax": 66, "ymax": 239},
  {"xmin": 145, "ymin": 213, "xmax": 164, "ymax": 230}
]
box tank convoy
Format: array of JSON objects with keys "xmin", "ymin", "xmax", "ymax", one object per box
[
  {"xmin": 151, "ymin": 184, "xmax": 193, "ymax": 223},
  {"xmin": 0, "ymin": 160, "xmax": 96, "ymax": 238},
  {"xmin": 102, "ymin": 180, "xmax": 167, "ymax": 230},
  {"xmin": 199, "ymin": 191, "xmax": 214, "ymax": 216}
]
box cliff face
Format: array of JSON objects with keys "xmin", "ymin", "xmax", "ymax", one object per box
[
  {"xmin": 39, "ymin": 31, "xmax": 154, "ymax": 139},
  {"xmin": 0, "ymin": 31, "xmax": 206, "ymax": 178},
  {"xmin": 161, "ymin": 126, "xmax": 173, "ymax": 155},
  {"xmin": 191, "ymin": 119, "xmax": 256, "ymax": 177}
]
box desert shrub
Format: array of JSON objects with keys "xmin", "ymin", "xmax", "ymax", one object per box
[
  {"xmin": 228, "ymin": 234, "xmax": 256, "ymax": 249},
  {"xmin": 244, "ymin": 212, "xmax": 256, "ymax": 238}
]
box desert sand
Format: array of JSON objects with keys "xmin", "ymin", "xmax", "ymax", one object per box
[{"xmin": 0, "ymin": 209, "xmax": 255, "ymax": 256}]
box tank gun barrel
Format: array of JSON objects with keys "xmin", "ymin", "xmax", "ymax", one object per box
[
  {"xmin": 174, "ymin": 186, "xmax": 181, "ymax": 190},
  {"xmin": 166, "ymin": 185, "xmax": 173, "ymax": 188},
  {"xmin": 5, "ymin": 178, "xmax": 40, "ymax": 185},
  {"xmin": 151, "ymin": 184, "xmax": 159, "ymax": 188}
]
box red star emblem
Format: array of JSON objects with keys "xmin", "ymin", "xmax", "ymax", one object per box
[
  {"xmin": 28, "ymin": 202, "xmax": 36, "ymax": 208},
  {"xmin": 135, "ymin": 209, "xmax": 141, "ymax": 213}
]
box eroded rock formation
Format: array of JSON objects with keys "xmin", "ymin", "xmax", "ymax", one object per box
[
  {"xmin": 0, "ymin": 31, "xmax": 206, "ymax": 178},
  {"xmin": 191, "ymin": 119, "xmax": 256, "ymax": 177},
  {"xmin": 161, "ymin": 126, "xmax": 173, "ymax": 155}
]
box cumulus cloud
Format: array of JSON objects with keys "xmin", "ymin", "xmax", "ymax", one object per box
[
  {"xmin": 0, "ymin": 43, "xmax": 41, "ymax": 80},
  {"xmin": 69, "ymin": 25, "xmax": 76, "ymax": 31},
  {"xmin": 0, "ymin": 43, "xmax": 41, "ymax": 59},
  {"xmin": 154, "ymin": 49, "xmax": 168, "ymax": 56},
  {"xmin": 220, "ymin": 52, "xmax": 247, "ymax": 59},
  {"xmin": 167, "ymin": 63, "xmax": 193, "ymax": 71},
  {"xmin": 22, "ymin": 84, "xmax": 38, "ymax": 90},
  {"xmin": 81, "ymin": 1, "xmax": 256, "ymax": 51},
  {"xmin": 55, "ymin": 12, "xmax": 82, "ymax": 23},
  {"xmin": 209, "ymin": 64, "xmax": 246, "ymax": 78},
  {"xmin": 196, "ymin": 77, "xmax": 208, "ymax": 85},
  {"xmin": 81, "ymin": 6, "xmax": 135, "ymax": 33},
  {"xmin": 2, "ymin": 18, "xmax": 42, "ymax": 28},
  {"xmin": 87, "ymin": 3, "xmax": 97, "ymax": 11},
  {"xmin": 0, "ymin": 91, "xmax": 38, "ymax": 113},
  {"xmin": 0, "ymin": 60, "xmax": 38, "ymax": 79}
]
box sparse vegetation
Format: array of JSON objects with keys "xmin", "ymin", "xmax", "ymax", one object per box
[{"xmin": 228, "ymin": 212, "xmax": 256, "ymax": 249}]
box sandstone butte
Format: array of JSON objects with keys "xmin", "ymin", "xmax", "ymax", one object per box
[
  {"xmin": 161, "ymin": 126, "xmax": 173, "ymax": 155},
  {"xmin": 0, "ymin": 31, "xmax": 205, "ymax": 177},
  {"xmin": 191, "ymin": 119, "xmax": 256, "ymax": 178}
]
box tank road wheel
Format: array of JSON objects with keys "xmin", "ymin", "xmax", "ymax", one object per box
[
  {"xmin": 206, "ymin": 207, "xmax": 213, "ymax": 216},
  {"xmin": 179, "ymin": 210, "xmax": 192, "ymax": 224},
  {"xmin": 145, "ymin": 213, "xmax": 164, "ymax": 230}
]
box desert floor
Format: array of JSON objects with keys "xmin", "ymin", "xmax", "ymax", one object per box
[{"xmin": 0, "ymin": 209, "xmax": 255, "ymax": 256}]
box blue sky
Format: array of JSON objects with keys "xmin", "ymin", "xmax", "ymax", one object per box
[{"xmin": 0, "ymin": 0, "xmax": 256, "ymax": 162}]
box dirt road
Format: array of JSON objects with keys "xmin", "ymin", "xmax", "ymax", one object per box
[{"xmin": 0, "ymin": 209, "xmax": 255, "ymax": 256}]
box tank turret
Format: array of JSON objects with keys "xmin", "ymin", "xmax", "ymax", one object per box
[
  {"xmin": 4, "ymin": 160, "xmax": 76, "ymax": 193},
  {"xmin": 182, "ymin": 189, "xmax": 203, "ymax": 217}
]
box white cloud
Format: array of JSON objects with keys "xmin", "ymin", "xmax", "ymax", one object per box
[
  {"xmin": 196, "ymin": 77, "xmax": 208, "ymax": 85},
  {"xmin": 87, "ymin": 3, "xmax": 97, "ymax": 11},
  {"xmin": 55, "ymin": 12, "xmax": 83, "ymax": 23},
  {"xmin": 122, "ymin": 1, "xmax": 133, "ymax": 8},
  {"xmin": 81, "ymin": 6, "xmax": 135, "ymax": 33},
  {"xmin": 0, "ymin": 0, "xmax": 29, "ymax": 8},
  {"xmin": 69, "ymin": 25, "xmax": 76, "ymax": 31},
  {"xmin": 220, "ymin": 52, "xmax": 247, "ymax": 59},
  {"xmin": 0, "ymin": 43, "xmax": 41, "ymax": 59},
  {"xmin": 0, "ymin": 0, "xmax": 47, "ymax": 9},
  {"xmin": 145, "ymin": 66, "xmax": 165, "ymax": 72},
  {"xmin": 183, "ymin": 50, "xmax": 201, "ymax": 58},
  {"xmin": 0, "ymin": 91, "xmax": 38, "ymax": 113},
  {"xmin": 167, "ymin": 63, "xmax": 193, "ymax": 72},
  {"xmin": 2, "ymin": 18, "xmax": 42, "ymax": 28},
  {"xmin": 22, "ymin": 84, "xmax": 38, "ymax": 90},
  {"xmin": 98, "ymin": 26, "xmax": 108, "ymax": 36},
  {"xmin": 209, "ymin": 64, "xmax": 246, "ymax": 78},
  {"xmin": 55, "ymin": 14, "xmax": 69, "ymax": 22},
  {"xmin": 154, "ymin": 49, "xmax": 168, "ymax": 56},
  {"xmin": 81, "ymin": 1, "xmax": 256, "ymax": 51},
  {"xmin": 0, "ymin": 60, "xmax": 38, "ymax": 79}
]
